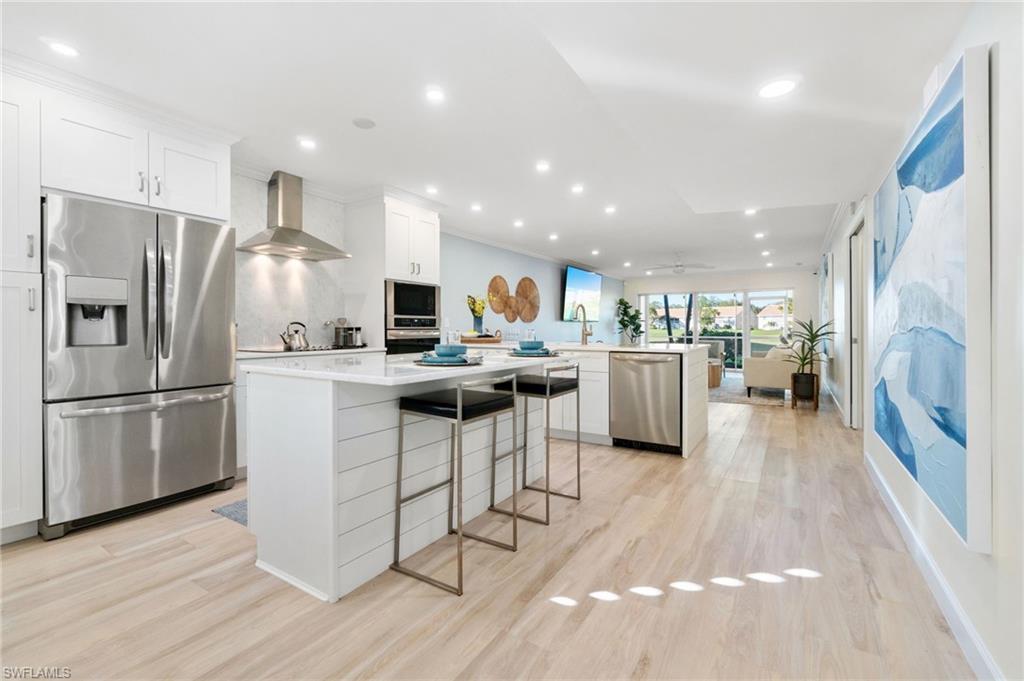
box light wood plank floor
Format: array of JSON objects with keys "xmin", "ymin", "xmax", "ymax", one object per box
[{"xmin": 1, "ymin": 401, "xmax": 972, "ymax": 680}]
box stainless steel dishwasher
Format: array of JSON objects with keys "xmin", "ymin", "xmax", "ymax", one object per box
[{"xmin": 609, "ymin": 352, "xmax": 682, "ymax": 454}]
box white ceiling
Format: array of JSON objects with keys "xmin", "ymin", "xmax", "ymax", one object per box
[{"xmin": 1, "ymin": 2, "xmax": 970, "ymax": 279}]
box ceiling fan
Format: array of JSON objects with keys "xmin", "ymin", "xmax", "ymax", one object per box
[{"xmin": 646, "ymin": 253, "xmax": 715, "ymax": 275}]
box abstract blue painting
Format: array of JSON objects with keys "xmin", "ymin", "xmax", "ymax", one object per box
[{"xmin": 872, "ymin": 58, "xmax": 968, "ymax": 539}]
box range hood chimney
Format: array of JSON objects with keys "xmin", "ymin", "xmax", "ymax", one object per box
[{"xmin": 236, "ymin": 170, "xmax": 351, "ymax": 261}]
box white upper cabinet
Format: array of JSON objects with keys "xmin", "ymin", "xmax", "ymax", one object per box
[
  {"xmin": 42, "ymin": 98, "xmax": 149, "ymax": 206},
  {"xmin": 1, "ymin": 271, "xmax": 43, "ymax": 528},
  {"xmin": 1, "ymin": 75, "xmax": 42, "ymax": 274},
  {"xmin": 39, "ymin": 97, "xmax": 230, "ymax": 221},
  {"xmin": 384, "ymin": 199, "xmax": 413, "ymax": 281},
  {"xmin": 411, "ymin": 210, "xmax": 440, "ymax": 285},
  {"xmin": 383, "ymin": 197, "xmax": 440, "ymax": 285},
  {"xmin": 148, "ymin": 132, "xmax": 230, "ymax": 220}
]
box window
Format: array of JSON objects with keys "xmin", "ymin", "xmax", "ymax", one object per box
[{"xmin": 636, "ymin": 288, "xmax": 795, "ymax": 372}]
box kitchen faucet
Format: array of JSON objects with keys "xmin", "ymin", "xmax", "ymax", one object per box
[{"xmin": 573, "ymin": 304, "xmax": 593, "ymax": 345}]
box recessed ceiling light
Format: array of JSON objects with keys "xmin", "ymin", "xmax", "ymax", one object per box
[
  {"xmin": 766, "ymin": 262, "xmax": 774, "ymax": 268},
  {"xmin": 571, "ymin": 183, "xmax": 584, "ymax": 194},
  {"xmin": 425, "ymin": 86, "xmax": 445, "ymax": 103},
  {"xmin": 754, "ymin": 232, "xmax": 765, "ymax": 239},
  {"xmin": 470, "ymin": 203, "xmax": 482, "ymax": 212},
  {"xmin": 297, "ymin": 137, "xmax": 317, "ymax": 150},
  {"xmin": 513, "ymin": 219, "xmax": 524, "ymax": 228},
  {"xmin": 425, "ymin": 185, "xmax": 438, "ymax": 195},
  {"xmin": 744, "ymin": 208, "xmax": 758, "ymax": 216},
  {"xmin": 352, "ymin": 117, "xmax": 376, "ymax": 130},
  {"xmin": 758, "ymin": 78, "xmax": 798, "ymax": 99},
  {"xmin": 549, "ymin": 233, "xmax": 558, "ymax": 240},
  {"xmin": 42, "ymin": 39, "xmax": 78, "ymax": 57},
  {"xmin": 591, "ymin": 249, "xmax": 600, "ymax": 256},
  {"xmin": 645, "ymin": 270, "xmax": 652, "ymax": 276},
  {"xmin": 623, "ymin": 261, "xmax": 631, "ymax": 267},
  {"xmin": 536, "ymin": 160, "xmax": 550, "ymax": 173},
  {"xmin": 605, "ymin": 205, "xmax": 617, "ymax": 215},
  {"xmin": 761, "ymin": 250, "xmax": 770, "ymax": 256}
]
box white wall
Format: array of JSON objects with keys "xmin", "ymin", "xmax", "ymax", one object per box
[
  {"xmin": 820, "ymin": 202, "xmax": 863, "ymax": 421},
  {"xmin": 232, "ymin": 173, "xmax": 350, "ymax": 348},
  {"xmin": 854, "ymin": 4, "xmax": 1022, "ymax": 677},
  {"xmin": 441, "ymin": 233, "xmax": 625, "ymax": 343},
  {"xmin": 624, "ymin": 267, "xmax": 818, "ymax": 326}
]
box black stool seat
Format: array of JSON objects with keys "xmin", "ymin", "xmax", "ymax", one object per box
[
  {"xmin": 400, "ymin": 388, "xmax": 515, "ymax": 421},
  {"xmin": 494, "ymin": 375, "xmax": 578, "ymax": 397}
]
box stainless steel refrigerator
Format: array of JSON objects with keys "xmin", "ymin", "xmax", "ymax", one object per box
[{"xmin": 40, "ymin": 194, "xmax": 236, "ymax": 539}]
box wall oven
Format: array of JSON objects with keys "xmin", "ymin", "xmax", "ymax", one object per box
[{"xmin": 385, "ymin": 280, "xmax": 440, "ymax": 354}]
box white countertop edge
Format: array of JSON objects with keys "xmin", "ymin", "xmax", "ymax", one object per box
[
  {"xmin": 466, "ymin": 342, "xmax": 708, "ymax": 354},
  {"xmin": 239, "ymin": 356, "xmax": 553, "ymax": 386},
  {"xmin": 236, "ymin": 347, "xmax": 386, "ymax": 360}
]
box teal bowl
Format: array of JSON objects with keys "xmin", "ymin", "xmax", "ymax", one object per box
[
  {"xmin": 435, "ymin": 344, "xmax": 466, "ymax": 357},
  {"xmin": 519, "ymin": 340, "xmax": 544, "ymax": 351}
]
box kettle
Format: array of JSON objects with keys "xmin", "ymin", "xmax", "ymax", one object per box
[{"xmin": 280, "ymin": 322, "xmax": 309, "ymax": 351}]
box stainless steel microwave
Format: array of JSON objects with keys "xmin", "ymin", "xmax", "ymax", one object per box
[{"xmin": 385, "ymin": 280, "xmax": 440, "ymax": 329}]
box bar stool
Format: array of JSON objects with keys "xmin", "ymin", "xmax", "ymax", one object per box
[
  {"xmin": 390, "ymin": 374, "xmax": 519, "ymax": 596},
  {"xmin": 491, "ymin": 361, "xmax": 581, "ymax": 526}
]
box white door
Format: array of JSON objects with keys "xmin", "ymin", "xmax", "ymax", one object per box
[
  {"xmin": 384, "ymin": 200, "xmax": 413, "ymax": 281},
  {"xmin": 578, "ymin": 372, "xmax": 610, "ymax": 436},
  {"xmin": 1, "ymin": 77, "xmax": 41, "ymax": 274},
  {"xmin": 0, "ymin": 271, "xmax": 43, "ymax": 528},
  {"xmin": 41, "ymin": 99, "xmax": 149, "ymax": 205},
  {"xmin": 849, "ymin": 226, "xmax": 865, "ymax": 429},
  {"xmin": 411, "ymin": 210, "xmax": 440, "ymax": 284},
  {"xmin": 148, "ymin": 132, "xmax": 231, "ymax": 220}
]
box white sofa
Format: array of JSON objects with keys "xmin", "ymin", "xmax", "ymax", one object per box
[{"xmin": 743, "ymin": 345, "xmax": 820, "ymax": 396}]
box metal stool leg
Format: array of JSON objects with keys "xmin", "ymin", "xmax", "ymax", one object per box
[
  {"xmin": 391, "ymin": 411, "xmax": 464, "ymax": 596},
  {"xmin": 491, "ymin": 394, "xmax": 549, "ymax": 525},
  {"xmin": 463, "ymin": 385, "xmax": 519, "ymax": 552}
]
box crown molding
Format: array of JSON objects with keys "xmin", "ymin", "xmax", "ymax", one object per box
[{"xmin": 1, "ymin": 49, "xmax": 240, "ymax": 145}]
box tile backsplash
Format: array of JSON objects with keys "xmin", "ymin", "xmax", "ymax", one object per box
[{"xmin": 232, "ymin": 173, "xmax": 348, "ymax": 348}]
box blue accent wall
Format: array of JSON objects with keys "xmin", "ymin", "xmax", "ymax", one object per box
[{"xmin": 440, "ymin": 233, "xmax": 624, "ymax": 343}]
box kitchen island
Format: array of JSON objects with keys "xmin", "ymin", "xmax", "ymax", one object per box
[{"xmin": 240, "ymin": 352, "xmax": 554, "ymax": 602}]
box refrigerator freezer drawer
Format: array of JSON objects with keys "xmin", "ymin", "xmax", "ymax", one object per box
[{"xmin": 44, "ymin": 385, "xmax": 236, "ymax": 526}]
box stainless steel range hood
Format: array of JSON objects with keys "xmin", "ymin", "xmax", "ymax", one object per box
[{"xmin": 236, "ymin": 170, "xmax": 351, "ymax": 261}]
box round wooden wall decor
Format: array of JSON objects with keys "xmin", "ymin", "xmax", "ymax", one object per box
[
  {"xmin": 502, "ymin": 294, "xmax": 520, "ymax": 322},
  {"xmin": 515, "ymin": 277, "xmax": 541, "ymax": 323},
  {"xmin": 487, "ymin": 275, "xmax": 510, "ymax": 313}
]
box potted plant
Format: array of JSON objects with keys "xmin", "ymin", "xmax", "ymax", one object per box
[
  {"xmin": 466, "ymin": 294, "xmax": 487, "ymax": 334},
  {"xmin": 615, "ymin": 298, "xmax": 644, "ymax": 345},
  {"xmin": 786, "ymin": 318, "xmax": 834, "ymax": 401}
]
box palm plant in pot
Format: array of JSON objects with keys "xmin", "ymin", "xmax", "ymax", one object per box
[
  {"xmin": 786, "ymin": 318, "xmax": 834, "ymax": 401},
  {"xmin": 615, "ymin": 298, "xmax": 644, "ymax": 345}
]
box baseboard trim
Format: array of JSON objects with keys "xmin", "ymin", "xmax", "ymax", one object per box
[
  {"xmin": 863, "ymin": 453, "xmax": 1003, "ymax": 680},
  {"xmin": 0, "ymin": 521, "xmax": 38, "ymax": 545},
  {"xmin": 255, "ymin": 559, "xmax": 334, "ymax": 603},
  {"xmin": 236, "ymin": 465, "xmax": 247, "ymax": 481},
  {"xmin": 550, "ymin": 429, "xmax": 613, "ymax": 446}
]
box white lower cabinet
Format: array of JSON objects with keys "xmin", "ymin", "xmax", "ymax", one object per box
[
  {"xmin": 545, "ymin": 352, "xmax": 610, "ymax": 442},
  {"xmin": 1, "ymin": 272, "xmax": 43, "ymax": 529}
]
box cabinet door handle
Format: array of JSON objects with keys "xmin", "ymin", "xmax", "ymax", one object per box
[
  {"xmin": 154, "ymin": 175, "xmax": 162, "ymax": 196},
  {"xmin": 410, "ymin": 261, "xmax": 415, "ymax": 274},
  {"xmin": 28, "ymin": 287, "xmax": 36, "ymax": 312},
  {"xmin": 416, "ymin": 262, "xmax": 421, "ymax": 275},
  {"xmin": 26, "ymin": 234, "xmax": 34, "ymax": 258},
  {"xmin": 138, "ymin": 171, "xmax": 146, "ymax": 192}
]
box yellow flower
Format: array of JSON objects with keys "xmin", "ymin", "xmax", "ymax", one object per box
[{"xmin": 467, "ymin": 294, "xmax": 486, "ymax": 318}]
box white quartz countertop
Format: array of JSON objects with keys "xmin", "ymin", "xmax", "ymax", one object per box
[
  {"xmin": 236, "ymin": 347, "xmax": 386, "ymax": 360},
  {"xmin": 239, "ymin": 352, "xmax": 556, "ymax": 386},
  {"xmin": 468, "ymin": 341, "xmax": 707, "ymax": 354}
]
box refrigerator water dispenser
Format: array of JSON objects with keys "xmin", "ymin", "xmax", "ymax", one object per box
[{"xmin": 66, "ymin": 275, "xmax": 128, "ymax": 346}]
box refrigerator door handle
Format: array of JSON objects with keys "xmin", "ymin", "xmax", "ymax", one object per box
[
  {"xmin": 160, "ymin": 240, "xmax": 174, "ymax": 359},
  {"xmin": 144, "ymin": 238, "xmax": 157, "ymax": 359},
  {"xmin": 59, "ymin": 388, "xmax": 231, "ymax": 419}
]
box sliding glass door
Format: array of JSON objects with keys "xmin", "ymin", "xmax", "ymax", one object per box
[{"xmin": 637, "ymin": 288, "xmax": 795, "ymax": 372}]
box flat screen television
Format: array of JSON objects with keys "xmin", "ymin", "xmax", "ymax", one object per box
[{"xmin": 561, "ymin": 265, "xmax": 602, "ymax": 321}]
